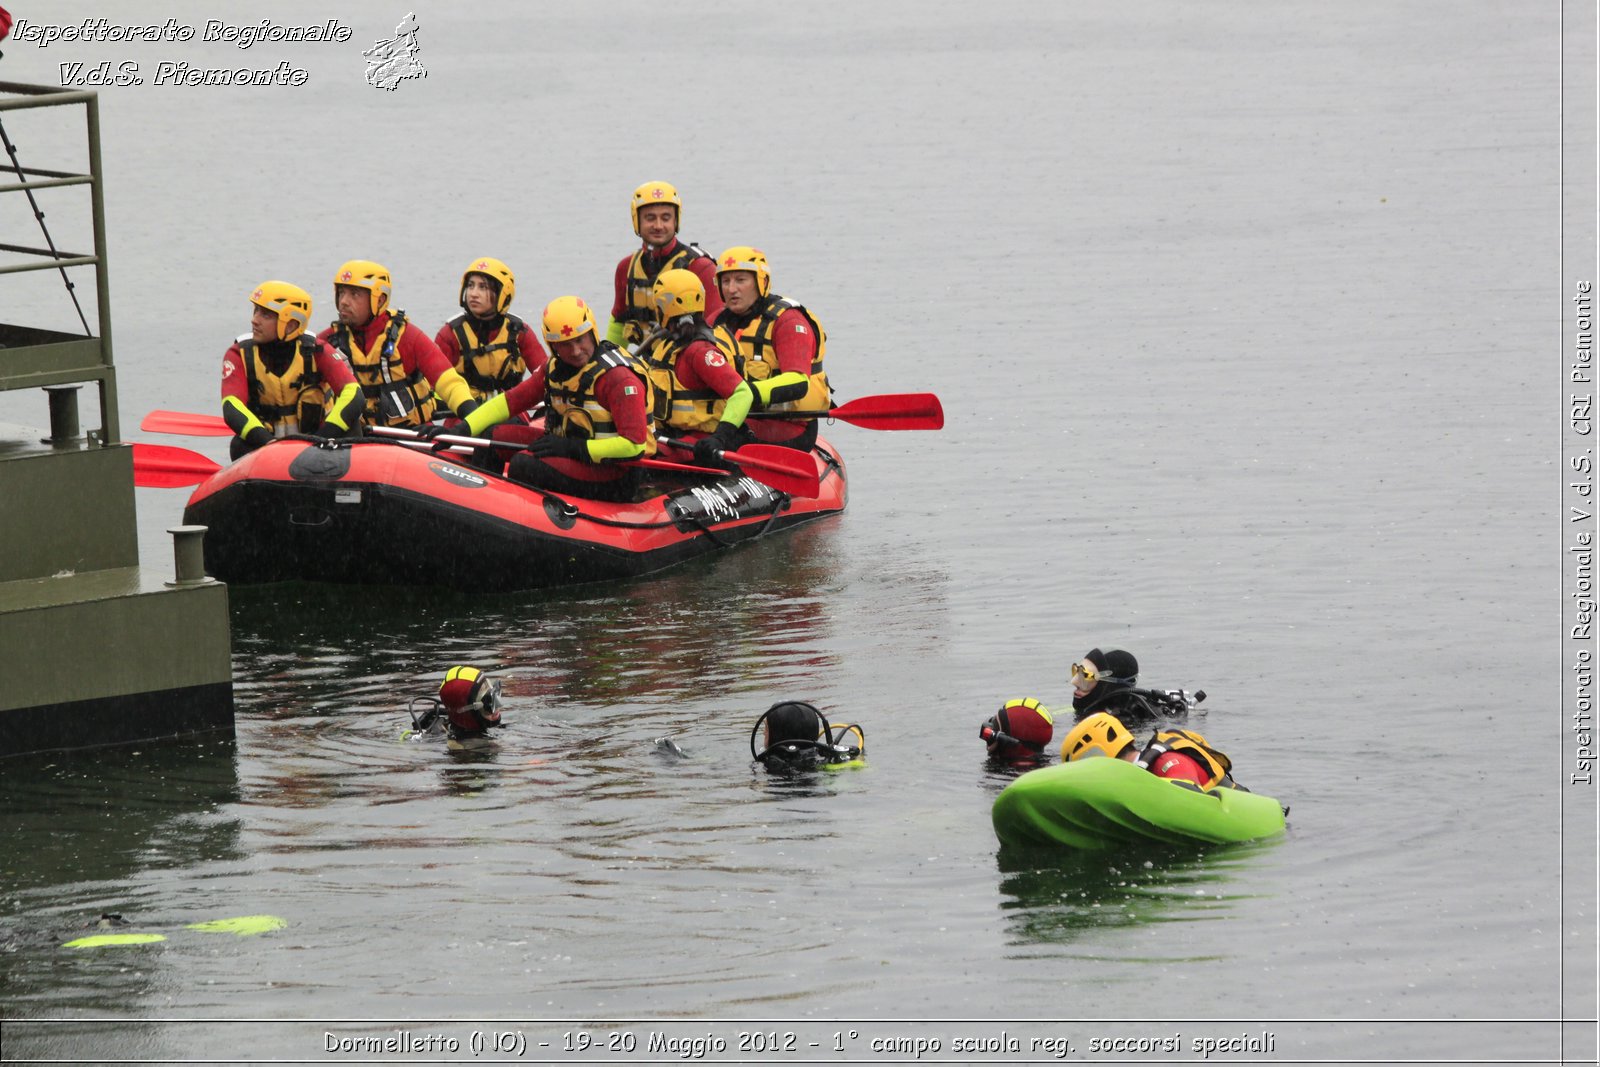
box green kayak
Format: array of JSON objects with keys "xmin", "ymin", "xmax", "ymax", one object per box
[{"xmin": 992, "ymin": 757, "xmax": 1286, "ymax": 851}]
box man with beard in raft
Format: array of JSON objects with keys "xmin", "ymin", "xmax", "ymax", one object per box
[
  {"xmin": 710, "ymin": 246, "xmax": 832, "ymax": 451},
  {"xmin": 606, "ymin": 180, "xmax": 722, "ymax": 349},
  {"xmin": 319, "ymin": 259, "xmax": 481, "ymax": 431},
  {"xmin": 419, "ymin": 295, "xmax": 655, "ymax": 502}
]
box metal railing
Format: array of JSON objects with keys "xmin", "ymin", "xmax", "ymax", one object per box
[{"xmin": 0, "ymin": 80, "xmax": 117, "ymax": 444}]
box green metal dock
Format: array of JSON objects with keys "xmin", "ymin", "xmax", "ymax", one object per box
[{"xmin": 0, "ymin": 80, "xmax": 233, "ymax": 758}]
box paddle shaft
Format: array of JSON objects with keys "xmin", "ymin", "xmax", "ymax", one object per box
[
  {"xmin": 391, "ymin": 427, "xmax": 818, "ymax": 497},
  {"xmin": 392, "ymin": 436, "xmax": 745, "ymax": 482},
  {"xmin": 370, "ymin": 425, "xmax": 753, "ymax": 482},
  {"xmin": 144, "ymin": 393, "xmax": 943, "ymax": 436},
  {"xmin": 132, "ymin": 436, "xmax": 751, "ymax": 493},
  {"xmin": 651, "ymin": 437, "xmax": 821, "ymax": 498},
  {"xmin": 135, "ymin": 422, "xmax": 821, "ymax": 495}
]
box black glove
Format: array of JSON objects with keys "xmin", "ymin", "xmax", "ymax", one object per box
[
  {"xmin": 529, "ymin": 434, "xmax": 588, "ymax": 461},
  {"xmin": 243, "ymin": 425, "xmax": 274, "ymax": 452},
  {"xmin": 692, "ymin": 423, "xmax": 742, "ymax": 466},
  {"xmin": 691, "ymin": 437, "xmax": 724, "ymax": 467},
  {"xmin": 413, "ymin": 422, "xmax": 454, "ymax": 452},
  {"xmin": 456, "ymin": 398, "xmax": 480, "ymax": 421}
]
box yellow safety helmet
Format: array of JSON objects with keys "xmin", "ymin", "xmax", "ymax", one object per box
[
  {"xmin": 1060, "ymin": 712, "xmax": 1136, "ymax": 763},
  {"xmin": 333, "ymin": 259, "xmax": 392, "ymax": 318},
  {"xmin": 715, "ymin": 246, "xmax": 771, "ymax": 298},
  {"xmin": 459, "ymin": 257, "xmax": 516, "ymax": 314},
  {"xmin": 249, "ymin": 280, "xmax": 313, "ymax": 342},
  {"xmin": 651, "ymin": 268, "xmax": 705, "ymax": 325},
  {"xmin": 631, "ymin": 180, "xmax": 682, "ymax": 236},
  {"xmin": 541, "ymin": 295, "xmax": 597, "ymax": 346}
]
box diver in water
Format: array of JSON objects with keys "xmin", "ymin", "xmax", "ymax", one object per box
[
  {"xmin": 1069, "ymin": 648, "xmax": 1205, "ymax": 726},
  {"xmin": 750, "ymin": 700, "xmax": 864, "ymax": 770},
  {"xmin": 979, "ymin": 697, "xmax": 1054, "ymax": 768},
  {"xmin": 404, "ymin": 666, "xmax": 505, "ymax": 750}
]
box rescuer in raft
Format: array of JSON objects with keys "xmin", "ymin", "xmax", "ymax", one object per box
[
  {"xmin": 750, "ymin": 701, "xmax": 865, "ymax": 770},
  {"xmin": 404, "ymin": 666, "xmax": 504, "ymax": 750},
  {"xmin": 433, "ymin": 257, "xmax": 540, "ymax": 408},
  {"xmin": 1069, "ymin": 648, "xmax": 1203, "ymax": 726},
  {"xmin": 606, "ymin": 181, "xmax": 721, "ymax": 349},
  {"xmin": 220, "ymin": 280, "xmax": 363, "ymax": 459},
  {"xmin": 418, "ymin": 295, "xmax": 657, "ymax": 502},
  {"xmin": 1059, "ymin": 712, "xmax": 1239, "ymax": 790},
  {"xmin": 640, "ymin": 268, "xmax": 754, "ymax": 468},
  {"xmin": 317, "ymin": 259, "xmax": 480, "ymax": 430},
  {"xmin": 710, "ymin": 246, "xmax": 832, "ymax": 451},
  {"xmin": 979, "ymin": 697, "xmax": 1055, "ymax": 767}
]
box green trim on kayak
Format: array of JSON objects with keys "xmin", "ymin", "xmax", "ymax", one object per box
[
  {"xmin": 185, "ymin": 915, "xmax": 286, "ymax": 936},
  {"xmin": 992, "ymin": 757, "xmax": 1286, "ymax": 851},
  {"xmin": 61, "ymin": 933, "xmax": 167, "ymax": 948}
]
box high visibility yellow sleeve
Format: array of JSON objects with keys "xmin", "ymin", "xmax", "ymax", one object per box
[
  {"xmin": 719, "ymin": 380, "xmax": 753, "ymax": 428},
  {"xmin": 323, "ymin": 383, "xmax": 363, "ymax": 431},
  {"xmin": 752, "ymin": 371, "xmax": 808, "ymax": 407},
  {"xmin": 463, "ymin": 392, "xmax": 511, "ymax": 437},
  {"xmin": 431, "ymin": 367, "xmax": 476, "ymax": 416},
  {"xmin": 587, "ymin": 435, "xmax": 646, "ymax": 462},
  {"xmin": 222, "ymin": 395, "xmax": 267, "ymax": 441}
]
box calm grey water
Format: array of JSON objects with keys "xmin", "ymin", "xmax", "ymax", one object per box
[{"xmin": 1, "ymin": 1, "xmax": 1590, "ymax": 1063}]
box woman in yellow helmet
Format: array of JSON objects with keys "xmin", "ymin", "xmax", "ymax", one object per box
[
  {"xmin": 606, "ymin": 181, "xmax": 722, "ymax": 348},
  {"xmin": 433, "ymin": 257, "xmax": 540, "ymax": 405},
  {"xmin": 220, "ymin": 280, "xmax": 364, "ymax": 459}
]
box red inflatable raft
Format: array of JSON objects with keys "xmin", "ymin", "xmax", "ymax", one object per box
[{"xmin": 181, "ymin": 437, "xmax": 847, "ymax": 590}]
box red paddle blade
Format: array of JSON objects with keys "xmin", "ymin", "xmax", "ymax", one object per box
[
  {"xmin": 640, "ymin": 442, "xmax": 821, "ymax": 498},
  {"xmin": 131, "ymin": 443, "xmax": 221, "ymax": 488},
  {"xmin": 831, "ymin": 393, "xmax": 944, "ymax": 430},
  {"xmin": 141, "ymin": 410, "xmax": 233, "ymax": 437},
  {"xmin": 722, "ymin": 444, "xmax": 822, "ymax": 498}
]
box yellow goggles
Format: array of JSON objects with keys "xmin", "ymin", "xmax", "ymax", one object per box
[{"xmin": 1070, "ymin": 661, "xmax": 1100, "ymax": 685}]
